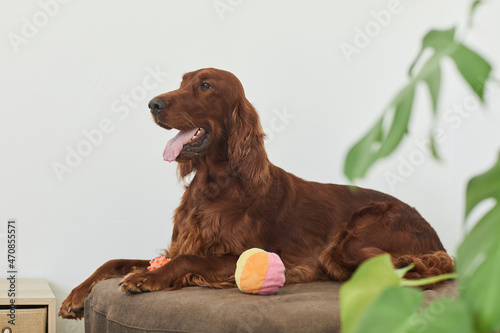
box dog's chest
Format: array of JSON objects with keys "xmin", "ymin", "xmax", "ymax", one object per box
[{"xmin": 177, "ymin": 203, "xmax": 256, "ymax": 255}]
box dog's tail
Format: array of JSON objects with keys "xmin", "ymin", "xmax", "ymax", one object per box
[{"xmin": 393, "ymin": 251, "xmax": 455, "ymax": 288}]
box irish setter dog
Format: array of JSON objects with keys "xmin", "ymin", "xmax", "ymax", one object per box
[{"xmin": 60, "ymin": 68, "xmax": 453, "ymax": 319}]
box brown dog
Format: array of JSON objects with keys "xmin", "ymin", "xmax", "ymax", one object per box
[{"xmin": 59, "ymin": 68, "xmax": 453, "ymax": 319}]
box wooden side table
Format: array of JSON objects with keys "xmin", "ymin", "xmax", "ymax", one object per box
[{"xmin": 0, "ymin": 278, "xmax": 56, "ymax": 333}]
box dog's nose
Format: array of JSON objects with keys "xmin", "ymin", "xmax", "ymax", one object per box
[{"xmin": 148, "ymin": 98, "xmax": 167, "ymax": 115}]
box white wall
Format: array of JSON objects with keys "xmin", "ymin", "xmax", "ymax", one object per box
[{"xmin": 1, "ymin": 0, "xmax": 499, "ymax": 332}]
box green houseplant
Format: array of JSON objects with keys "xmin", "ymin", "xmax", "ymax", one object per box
[{"xmin": 340, "ymin": 1, "xmax": 499, "ymax": 332}]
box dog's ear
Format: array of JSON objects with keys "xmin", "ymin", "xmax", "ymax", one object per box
[{"xmin": 227, "ymin": 98, "xmax": 270, "ymax": 190}]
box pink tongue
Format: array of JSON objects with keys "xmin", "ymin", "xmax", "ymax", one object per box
[{"xmin": 163, "ymin": 128, "xmax": 199, "ymax": 162}]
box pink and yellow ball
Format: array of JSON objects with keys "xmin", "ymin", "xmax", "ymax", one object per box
[{"xmin": 235, "ymin": 248, "xmax": 286, "ymax": 295}]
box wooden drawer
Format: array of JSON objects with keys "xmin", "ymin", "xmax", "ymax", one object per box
[
  {"xmin": 0, "ymin": 279, "xmax": 55, "ymax": 333},
  {"xmin": 0, "ymin": 306, "xmax": 47, "ymax": 333}
]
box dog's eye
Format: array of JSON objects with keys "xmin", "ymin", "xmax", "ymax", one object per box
[{"xmin": 200, "ymin": 82, "xmax": 212, "ymax": 90}]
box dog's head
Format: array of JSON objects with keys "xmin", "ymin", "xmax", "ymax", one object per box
[{"xmin": 149, "ymin": 68, "xmax": 269, "ymax": 186}]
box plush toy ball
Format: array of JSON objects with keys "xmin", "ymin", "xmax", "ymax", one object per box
[
  {"xmin": 235, "ymin": 248, "xmax": 286, "ymax": 295},
  {"xmin": 147, "ymin": 256, "xmax": 171, "ymax": 271}
]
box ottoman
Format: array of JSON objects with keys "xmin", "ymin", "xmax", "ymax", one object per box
[{"xmin": 84, "ymin": 278, "xmax": 458, "ymax": 333}]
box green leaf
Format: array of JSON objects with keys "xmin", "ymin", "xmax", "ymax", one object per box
[
  {"xmin": 344, "ymin": 85, "xmax": 415, "ymax": 181},
  {"xmin": 449, "ymin": 44, "xmax": 492, "ymax": 101},
  {"xmin": 461, "ymin": 242, "xmax": 500, "ymax": 333},
  {"xmin": 355, "ymin": 291, "xmax": 471, "ymax": 333},
  {"xmin": 458, "ymin": 207, "xmax": 500, "ymax": 289},
  {"xmin": 468, "ymin": 0, "xmax": 483, "ymax": 27},
  {"xmin": 340, "ymin": 254, "xmax": 401, "ymax": 333},
  {"xmin": 353, "ymin": 286, "xmax": 422, "ymax": 333},
  {"xmin": 423, "ymin": 64, "xmax": 441, "ymax": 115},
  {"xmin": 344, "ymin": 117, "xmax": 384, "ymax": 181},
  {"xmin": 408, "ymin": 28, "xmax": 455, "ymax": 77},
  {"xmin": 429, "ymin": 134, "xmax": 441, "ymax": 161},
  {"xmin": 458, "ymin": 152, "xmax": 500, "ymax": 332},
  {"xmin": 409, "ymin": 298, "xmax": 474, "ymax": 333},
  {"xmin": 378, "ymin": 84, "xmax": 415, "ymax": 157},
  {"xmin": 465, "ymin": 152, "xmax": 500, "ymax": 217},
  {"xmin": 395, "ymin": 263, "xmax": 415, "ymax": 279},
  {"xmin": 420, "ymin": 28, "xmax": 456, "ymax": 52},
  {"xmin": 470, "ymin": 0, "xmax": 482, "ymax": 15}
]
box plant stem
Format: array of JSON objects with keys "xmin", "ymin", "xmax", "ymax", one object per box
[{"xmin": 400, "ymin": 273, "xmax": 457, "ymax": 287}]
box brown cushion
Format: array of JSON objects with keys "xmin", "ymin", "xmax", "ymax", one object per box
[{"xmin": 84, "ymin": 278, "xmax": 458, "ymax": 333}]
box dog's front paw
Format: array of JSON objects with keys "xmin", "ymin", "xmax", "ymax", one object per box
[
  {"xmin": 119, "ymin": 271, "xmax": 158, "ymax": 295},
  {"xmin": 59, "ymin": 287, "xmax": 87, "ymax": 320}
]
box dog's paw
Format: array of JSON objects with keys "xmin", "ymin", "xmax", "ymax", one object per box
[
  {"xmin": 59, "ymin": 287, "xmax": 87, "ymax": 320},
  {"xmin": 119, "ymin": 271, "xmax": 157, "ymax": 295}
]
